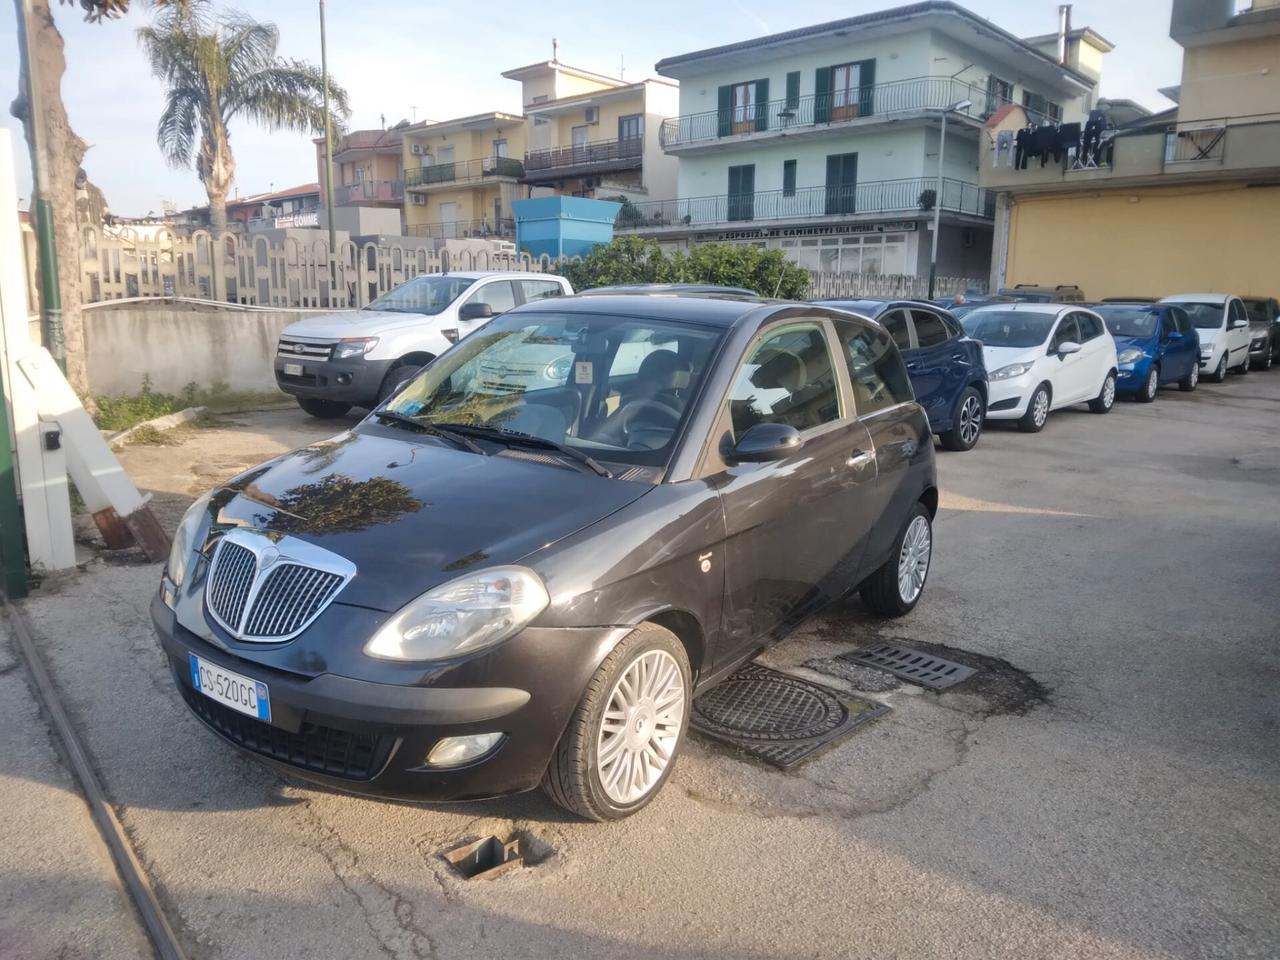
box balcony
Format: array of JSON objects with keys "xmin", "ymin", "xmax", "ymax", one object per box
[
  {"xmin": 405, "ymin": 217, "xmax": 516, "ymax": 240},
  {"xmin": 334, "ymin": 179, "xmax": 404, "ymax": 205},
  {"xmin": 523, "ymin": 137, "xmax": 644, "ymax": 182},
  {"xmin": 980, "ymin": 116, "xmax": 1280, "ymax": 193},
  {"xmin": 613, "ymin": 177, "xmax": 993, "ymax": 232},
  {"xmin": 404, "ymin": 157, "xmax": 524, "ymax": 190},
  {"xmin": 659, "ymin": 76, "xmax": 1043, "ymax": 152}
]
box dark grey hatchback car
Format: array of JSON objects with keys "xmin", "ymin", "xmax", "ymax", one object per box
[{"xmin": 154, "ymin": 294, "xmax": 938, "ymax": 820}]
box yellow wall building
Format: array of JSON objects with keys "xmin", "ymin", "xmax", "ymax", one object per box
[{"xmin": 983, "ymin": 0, "xmax": 1280, "ymax": 299}]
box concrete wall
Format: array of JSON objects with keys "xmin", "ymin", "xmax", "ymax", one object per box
[
  {"xmin": 1004, "ymin": 182, "xmax": 1280, "ymax": 299},
  {"xmin": 83, "ymin": 301, "xmax": 307, "ymax": 396},
  {"xmin": 1179, "ymin": 35, "xmax": 1280, "ymax": 122}
]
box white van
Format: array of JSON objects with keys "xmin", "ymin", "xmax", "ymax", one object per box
[{"xmin": 275, "ymin": 271, "xmax": 574, "ymax": 417}]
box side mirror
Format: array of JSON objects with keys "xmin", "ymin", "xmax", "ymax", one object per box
[
  {"xmin": 1056, "ymin": 340, "xmax": 1082, "ymax": 356},
  {"xmin": 1166, "ymin": 331, "xmax": 1184, "ymax": 341},
  {"xmin": 1230, "ymin": 319, "xmax": 1248, "ymax": 330},
  {"xmin": 459, "ymin": 302, "xmax": 495, "ymax": 321},
  {"xmin": 728, "ymin": 423, "xmax": 802, "ymax": 463}
]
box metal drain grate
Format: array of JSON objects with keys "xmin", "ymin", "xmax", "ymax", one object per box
[
  {"xmin": 690, "ymin": 664, "xmax": 889, "ymax": 769},
  {"xmin": 842, "ymin": 643, "xmax": 976, "ymax": 690}
]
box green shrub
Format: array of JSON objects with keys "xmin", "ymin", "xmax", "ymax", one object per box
[{"xmin": 93, "ymin": 376, "xmax": 195, "ymax": 431}]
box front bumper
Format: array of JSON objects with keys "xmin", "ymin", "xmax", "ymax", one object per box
[
  {"xmin": 1115, "ymin": 357, "xmax": 1154, "ymax": 394},
  {"xmin": 152, "ymin": 591, "xmax": 627, "ymax": 801},
  {"xmin": 1249, "ymin": 338, "xmax": 1270, "ymax": 359},
  {"xmin": 983, "ymin": 374, "xmax": 1034, "ymax": 420},
  {"xmin": 274, "ymin": 354, "xmax": 396, "ymax": 406}
]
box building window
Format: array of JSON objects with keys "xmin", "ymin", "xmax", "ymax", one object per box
[
  {"xmin": 784, "ymin": 71, "xmax": 800, "ymax": 111},
  {"xmin": 718, "ymin": 79, "xmax": 768, "ymax": 136},
  {"xmin": 1022, "ymin": 91, "xmax": 1062, "ymax": 124},
  {"xmin": 618, "ymin": 114, "xmax": 643, "ymax": 141},
  {"xmin": 782, "ymin": 160, "xmax": 797, "ymax": 198},
  {"xmin": 727, "ymin": 164, "xmax": 755, "ymax": 221},
  {"xmin": 829, "ymin": 60, "xmax": 876, "ymax": 120},
  {"xmin": 985, "ymin": 75, "xmax": 1013, "ymax": 117},
  {"xmin": 492, "ymin": 139, "xmax": 507, "ymax": 158}
]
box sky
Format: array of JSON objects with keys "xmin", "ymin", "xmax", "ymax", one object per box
[{"xmin": 0, "ymin": 0, "xmax": 1184, "ymax": 216}]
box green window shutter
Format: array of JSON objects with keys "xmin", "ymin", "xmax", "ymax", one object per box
[
  {"xmin": 858, "ymin": 59, "xmax": 876, "ymax": 116},
  {"xmin": 717, "ymin": 85, "xmax": 732, "ymax": 137},
  {"xmin": 782, "ymin": 159, "xmax": 797, "ymax": 197},
  {"xmin": 754, "ymin": 78, "xmax": 770, "ymax": 131},
  {"xmin": 814, "ymin": 66, "xmax": 832, "ymax": 123},
  {"xmin": 785, "ymin": 71, "xmax": 800, "ymax": 109},
  {"xmin": 825, "ymin": 154, "xmax": 841, "ymax": 188}
]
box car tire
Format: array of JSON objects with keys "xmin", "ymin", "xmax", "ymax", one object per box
[
  {"xmin": 296, "ymin": 397, "xmax": 352, "ymax": 419},
  {"xmin": 375, "ymin": 362, "xmax": 422, "ymax": 407},
  {"xmin": 1017, "ymin": 383, "xmax": 1051, "ymax": 433},
  {"xmin": 859, "ymin": 503, "xmax": 933, "ymax": 618},
  {"xmin": 1236, "ymin": 352, "xmax": 1251, "ymax": 375},
  {"xmin": 1179, "ymin": 361, "xmax": 1199, "ymax": 392},
  {"xmin": 542, "ymin": 622, "xmax": 691, "ymax": 822},
  {"xmin": 1209, "ymin": 354, "xmax": 1228, "ymax": 383},
  {"xmin": 1258, "ymin": 348, "xmax": 1272, "ymax": 371},
  {"xmin": 1136, "ymin": 366, "xmax": 1159, "ymax": 403},
  {"xmin": 1088, "ymin": 372, "xmax": 1117, "ymax": 413},
  {"xmin": 940, "ymin": 387, "xmax": 984, "ymax": 452}
]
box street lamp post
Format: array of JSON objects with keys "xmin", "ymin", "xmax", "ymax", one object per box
[{"xmin": 927, "ymin": 98, "xmax": 972, "ymax": 300}]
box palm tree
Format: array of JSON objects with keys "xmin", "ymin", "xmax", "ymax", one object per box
[{"xmin": 138, "ymin": 5, "xmax": 349, "ymax": 236}]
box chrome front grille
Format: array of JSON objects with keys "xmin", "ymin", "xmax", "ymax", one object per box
[
  {"xmin": 205, "ymin": 530, "xmax": 355, "ymax": 642},
  {"xmin": 276, "ymin": 338, "xmax": 335, "ymax": 361}
]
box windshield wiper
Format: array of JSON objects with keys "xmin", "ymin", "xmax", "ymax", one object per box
[
  {"xmin": 434, "ymin": 422, "xmax": 611, "ymax": 478},
  {"xmin": 372, "ymin": 411, "xmax": 486, "ymax": 455}
]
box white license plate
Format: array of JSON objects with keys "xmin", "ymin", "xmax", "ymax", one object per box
[
  {"xmin": 189, "ymin": 653, "xmax": 271, "ymax": 722},
  {"xmin": 284, "ymin": 362, "xmax": 303, "ymax": 376}
]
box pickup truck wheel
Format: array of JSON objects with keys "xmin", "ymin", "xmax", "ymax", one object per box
[
  {"xmin": 376, "ymin": 362, "xmax": 424, "ymax": 406},
  {"xmin": 542, "ymin": 623, "xmax": 690, "ymax": 822},
  {"xmin": 940, "ymin": 387, "xmax": 983, "ymax": 452},
  {"xmin": 859, "ymin": 504, "xmax": 932, "ymax": 618},
  {"xmin": 296, "ymin": 397, "xmax": 351, "ymax": 419}
]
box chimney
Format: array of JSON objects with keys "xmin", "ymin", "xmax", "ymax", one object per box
[{"xmin": 1057, "ymin": 4, "xmax": 1072, "ymax": 65}]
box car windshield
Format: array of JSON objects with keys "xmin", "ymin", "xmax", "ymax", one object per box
[
  {"xmin": 1242, "ymin": 299, "xmax": 1272, "ymax": 323},
  {"xmin": 380, "ymin": 311, "xmax": 724, "ymax": 469},
  {"xmin": 1170, "ymin": 303, "xmax": 1225, "ymax": 330},
  {"xmin": 362, "ymin": 275, "xmax": 476, "ymax": 315},
  {"xmin": 1096, "ymin": 306, "xmax": 1159, "ymax": 338},
  {"xmin": 961, "ymin": 310, "xmax": 1056, "ymax": 347}
]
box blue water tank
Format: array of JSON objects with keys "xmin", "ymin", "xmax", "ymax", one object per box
[{"xmin": 512, "ymin": 196, "xmax": 622, "ymax": 259}]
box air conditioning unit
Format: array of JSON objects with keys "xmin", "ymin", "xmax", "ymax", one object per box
[
  {"xmin": 411, "ymin": 194, "xmax": 426, "ymax": 205},
  {"xmin": 410, "ymin": 143, "xmax": 424, "ymax": 155},
  {"xmin": 585, "ymin": 106, "xmax": 599, "ymax": 124}
]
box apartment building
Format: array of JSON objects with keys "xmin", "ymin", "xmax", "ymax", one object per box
[
  {"xmin": 503, "ymin": 59, "xmax": 679, "ymax": 204},
  {"xmin": 627, "ymin": 1, "xmax": 1105, "ymax": 282},
  {"xmin": 983, "ymin": 0, "xmax": 1280, "ymax": 298},
  {"xmin": 315, "ymin": 126, "xmax": 406, "ymax": 213}
]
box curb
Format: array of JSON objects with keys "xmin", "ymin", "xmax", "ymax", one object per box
[{"xmin": 107, "ymin": 406, "xmax": 206, "ymax": 449}]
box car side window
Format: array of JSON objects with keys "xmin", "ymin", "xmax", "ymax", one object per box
[
  {"xmin": 464, "ymin": 280, "xmax": 517, "ymax": 315},
  {"xmin": 1075, "ymin": 312, "xmax": 1103, "ymax": 342},
  {"xmin": 1050, "ymin": 315, "xmax": 1080, "ymax": 351},
  {"xmin": 519, "ymin": 279, "xmax": 564, "ymax": 303},
  {"xmin": 1229, "ymin": 299, "xmax": 1247, "ymax": 326},
  {"xmin": 833, "ymin": 318, "xmax": 914, "ymax": 415},
  {"xmin": 910, "ymin": 309, "xmax": 950, "ymax": 348},
  {"xmin": 727, "ymin": 324, "xmax": 841, "ymax": 438},
  {"xmin": 881, "ymin": 310, "xmax": 913, "ymax": 352}
]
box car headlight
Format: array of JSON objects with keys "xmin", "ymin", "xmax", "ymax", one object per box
[
  {"xmin": 363, "ymin": 566, "xmax": 550, "ymax": 662},
  {"xmin": 333, "ymin": 337, "xmax": 379, "ymax": 360},
  {"xmin": 1116, "ymin": 347, "xmax": 1144, "ymax": 365},
  {"xmin": 989, "ymin": 362, "xmax": 1034, "ymax": 381},
  {"xmin": 163, "ymin": 492, "xmax": 212, "ymax": 606},
  {"xmin": 1201, "ymin": 344, "xmax": 1214, "ymax": 356}
]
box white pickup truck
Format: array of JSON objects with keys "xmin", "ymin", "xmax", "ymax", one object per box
[{"xmin": 275, "ymin": 271, "xmax": 574, "ymax": 418}]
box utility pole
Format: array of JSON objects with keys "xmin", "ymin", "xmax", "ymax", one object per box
[
  {"xmin": 319, "ymin": 0, "xmax": 337, "ymax": 259},
  {"xmin": 927, "ymin": 98, "xmax": 972, "ymax": 301},
  {"xmin": 16, "ymin": 0, "xmax": 64, "ymax": 373}
]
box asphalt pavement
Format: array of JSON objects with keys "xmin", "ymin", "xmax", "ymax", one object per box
[{"xmin": 3, "ymin": 374, "xmax": 1278, "ymax": 960}]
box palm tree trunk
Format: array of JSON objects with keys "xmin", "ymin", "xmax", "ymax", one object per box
[
  {"xmin": 207, "ymin": 191, "xmax": 228, "ymax": 237},
  {"xmin": 13, "ymin": 0, "xmax": 93, "ymax": 402}
]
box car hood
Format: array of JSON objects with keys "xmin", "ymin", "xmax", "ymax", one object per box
[
  {"xmin": 1196, "ymin": 327, "xmax": 1220, "ymax": 346},
  {"xmin": 1112, "ymin": 334, "xmax": 1154, "ymax": 353},
  {"xmin": 981, "ymin": 344, "xmax": 1041, "ymax": 371},
  {"xmin": 280, "ymin": 310, "xmax": 437, "ymax": 340},
  {"xmin": 211, "ymin": 428, "xmax": 652, "ymax": 611}
]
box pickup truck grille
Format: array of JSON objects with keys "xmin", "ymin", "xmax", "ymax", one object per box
[{"xmin": 277, "ymin": 338, "xmax": 335, "ymax": 361}]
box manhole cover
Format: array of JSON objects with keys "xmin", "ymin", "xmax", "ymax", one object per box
[
  {"xmin": 842, "ymin": 643, "xmax": 976, "ymax": 690},
  {"xmin": 690, "ymin": 664, "xmax": 889, "ymax": 769}
]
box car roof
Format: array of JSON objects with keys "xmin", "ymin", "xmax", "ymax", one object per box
[
  {"xmin": 813, "ymin": 298, "xmax": 954, "ymax": 316},
  {"xmin": 580, "ymin": 283, "xmax": 761, "ymax": 297},
  {"xmin": 439, "ymin": 271, "xmax": 566, "ymax": 281},
  {"xmin": 1160, "ymin": 293, "xmax": 1228, "ymax": 304},
  {"xmin": 963, "ymin": 301, "xmax": 1075, "ymax": 315},
  {"xmin": 514, "ymin": 292, "xmax": 866, "ymax": 330}
]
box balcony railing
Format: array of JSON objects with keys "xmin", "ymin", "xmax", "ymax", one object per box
[
  {"xmin": 659, "ymin": 76, "xmax": 1050, "ymax": 149},
  {"xmin": 613, "ymin": 178, "xmax": 994, "ymax": 231},
  {"xmin": 335, "ymin": 179, "xmax": 405, "ymax": 204},
  {"xmin": 524, "ymin": 137, "xmax": 643, "ymax": 175},
  {"xmin": 405, "ymin": 217, "xmax": 516, "ymax": 240},
  {"xmin": 1164, "ymin": 125, "xmax": 1227, "ymax": 163},
  {"xmin": 404, "ymin": 156, "xmax": 524, "ymax": 188}
]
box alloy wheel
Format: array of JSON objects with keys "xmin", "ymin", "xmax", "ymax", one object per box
[
  {"xmin": 896, "ymin": 515, "xmax": 932, "ymax": 604},
  {"xmin": 1146, "ymin": 369, "xmax": 1158, "ymax": 400},
  {"xmin": 1102, "ymin": 375, "xmax": 1116, "ymax": 409},
  {"xmin": 1190, "ymin": 364, "xmax": 1199, "ymax": 388},
  {"xmin": 958, "ymin": 395, "xmax": 982, "ymax": 446},
  {"xmin": 596, "ymin": 649, "xmax": 685, "ymax": 805},
  {"xmin": 1032, "ymin": 389, "xmax": 1049, "ymax": 428}
]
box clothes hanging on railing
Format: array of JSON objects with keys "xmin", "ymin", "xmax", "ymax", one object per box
[
  {"xmin": 1004, "ymin": 111, "xmax": 1116, "ymax": 172},
  {"xmin": 994, "ymin": 129, "xmax": 1015, "ymax": 167}
]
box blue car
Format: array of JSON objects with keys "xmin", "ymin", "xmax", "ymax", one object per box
[
  {"xmin": 814, "ymin": 299, "xmax": 989, "ymax": 451},
  {"xmin": 1091, "ymin": 302, "xmax": 1202, "ymax": 401}
]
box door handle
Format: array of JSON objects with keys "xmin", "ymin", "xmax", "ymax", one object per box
[{"xmin": 847, "ymin": 449, "xmax": 876, "ymax": 470}]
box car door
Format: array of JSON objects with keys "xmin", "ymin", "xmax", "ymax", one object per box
[
  {"xmin": 712, "ymin": 319, "xmax": 878, "ymax": 669},
  {"xmin": 1046, "ymin": 313, "xmax": 1084, "ymax": 406},
  {"xmin": 458, "ymin": 279, "xmax": 518, "ymax": 335},
  {"xmin": 905, "ymin": 308, "xmax": 959, "ymax": 429},
  {"xmin": 1162, "ymin": 307, "xmax": 1194, "ymax": 381},
  {"xmin": 832, "ymin": 315, "xmax": 928, "ymax": 576},
  {"xmin": 1227, "ymin": 298, "xmax": 1250, "ymax": 365},
  {"xmin": 1072, "ymin": 310, "xmax": 1111, "ymax": 399}
]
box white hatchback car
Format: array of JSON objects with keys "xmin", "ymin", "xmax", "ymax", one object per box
[
  {"xmin": 275, "ymin": 271, "xmax": 574, "ymax": 418},
  {"xmin": 960, "ymin": 303, "xmax": 1119, "ymax": 433},
  {"xmin": 1158, "ymin": 294, "xmax": 1252, "ymax": 382}
]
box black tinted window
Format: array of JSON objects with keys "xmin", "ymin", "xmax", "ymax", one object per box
[
  {"xmin": 1170, "ymin": 308, "xmax": 1190, "ymax": 334},
  {"xmin": 728, "ymin": 325, "xmax": 841, "ymax": 437},
  {"xmin": 1050, "ymin": 316, "xmax": 1080, "ymax": 350},
  {"xmin": 911, "ymin": 309, "xmax": 950, "ymax": 348},
  {"xmin": 881, "ymin": 310, "xmax": 912, "ymax": 351},
  {"xmin": 1075, "ymin": 313, "xmax": 1104, "ymax": 341},
  {"xmin": 834, "ymin": 319, "xmax": 914, "ymax": 415}
]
